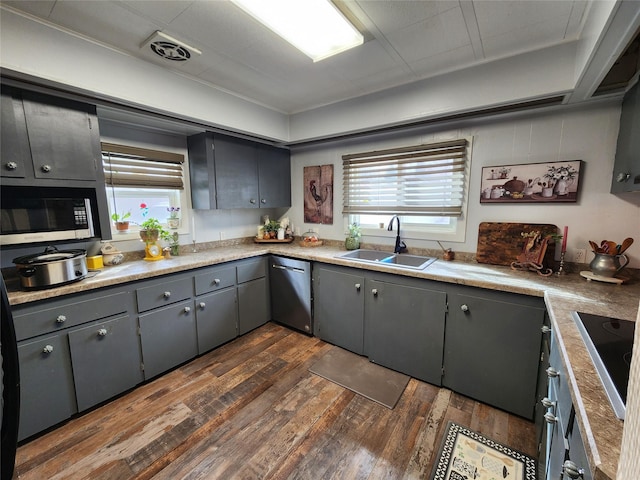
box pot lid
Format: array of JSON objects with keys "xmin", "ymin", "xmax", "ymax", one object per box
[{"xmin": 13, "ymin": 247, "xmax": 86, "ymax": 265}]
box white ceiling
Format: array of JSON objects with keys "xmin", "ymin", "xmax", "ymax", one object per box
[{"xmin": 3, "ymin": 0, "xmax": 591, "ymax": 114}]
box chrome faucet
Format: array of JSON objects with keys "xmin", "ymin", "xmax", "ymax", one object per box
[{"xmin": 387, "ymin": 215, "xmax": 407, "ymax": 253}]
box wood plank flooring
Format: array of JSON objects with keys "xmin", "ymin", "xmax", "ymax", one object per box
[{"xmin": 14, "ymin": 323, "xmax": 537, "ymax": 479}]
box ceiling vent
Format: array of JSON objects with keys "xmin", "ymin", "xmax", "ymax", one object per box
[{"xmin": 140, "ymin": 31, "xmax": 201, "ymax": 62}]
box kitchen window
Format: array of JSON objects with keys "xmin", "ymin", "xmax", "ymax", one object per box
[
  {"xmin": 102, "ymin": 143, "xmax": 186, "ymax": 236},
  {"xmin": 343, "ymin": 138, "xmax": 471, "ymax": 241}
]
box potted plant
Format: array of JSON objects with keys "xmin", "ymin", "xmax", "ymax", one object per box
[
  {"xmin": 262, "ymin": 220, "xmax": 281, "ymax": 239},
  {"xmin": 166, "ymin": 207, "xmax": 181, "ymax": 229},
  {"xmin": 139, "ymin": 217, "xmax": 166, "ymax": 243},
  {"xmin": 161, "ymin": 230, "xmax": 180, "ymax": 256},
  {"xmin": 111, "ymin": 211, "xmax": 131, "ymax": 232},
  {"xmin": 345, "ymin": 222, "xmax": 361, "ymax": 250}
]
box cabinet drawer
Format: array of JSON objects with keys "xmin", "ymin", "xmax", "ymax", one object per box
[
  {"xmin": 136, "ymin": 277, "xmax": 193, "ymax": 313},
  {"xmin": 237, "ymin": 257, "xmax": 266, "ymax": 284},
  {"xmin": 194, "ymin": 265, "xmax": 236, "ymax": 295},
  {"xmin": 13, "ymin": 292, "xmax": 128, "ymax": 341}
]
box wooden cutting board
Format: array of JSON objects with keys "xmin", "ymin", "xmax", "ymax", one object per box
[{"xmin": 476, "ymin": 222, "xmax": 559, "ymax": 266}]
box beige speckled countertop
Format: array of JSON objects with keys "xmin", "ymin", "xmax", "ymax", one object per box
[{"xmin": 5, "ymin": 243, "xmax": 639, "ymax": 480}]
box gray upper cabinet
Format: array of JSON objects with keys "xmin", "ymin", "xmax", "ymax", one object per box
[
  {"xmin": 21, "ymin": 90, "xmax": 100, "ymax": 182},
  {"xmin": 187, "ymin": 132, "xmax": 291, "ymax": 210},
  {"xmin": 443, "ymin": 286, "xmax": 545, "ymax": 419},
  {"xmin": 611, "ymin": 80, "xmax": 640, "ymax": 193}
]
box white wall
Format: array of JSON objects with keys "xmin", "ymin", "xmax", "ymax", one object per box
[{"xmin": 287, "ymin": 100, "xmax": 640, "ymax": 268}]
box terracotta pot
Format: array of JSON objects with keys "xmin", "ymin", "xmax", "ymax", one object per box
[{"xmin": 115, "ymin": 221, "xmax": 130, "ymax": 232}]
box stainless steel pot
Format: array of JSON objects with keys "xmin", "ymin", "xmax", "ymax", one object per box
[{"xmin": 13, "ymin": 247, "xmax": 87, "ymax": 290}]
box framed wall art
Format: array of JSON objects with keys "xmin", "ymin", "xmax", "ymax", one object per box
[
  {"xmin": 303, "ymin": 164, "xmax": 334, "ymax": 224},
  {"xmin": 480, "ymin": 160, "xmax": 583, "ymax": 204}
]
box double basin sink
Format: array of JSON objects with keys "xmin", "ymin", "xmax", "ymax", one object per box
[{"xmin": 337, "ymin": 249, "xmax": 436, "ymax": 271}]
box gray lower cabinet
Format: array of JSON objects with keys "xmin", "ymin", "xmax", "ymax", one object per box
[
  {"xmin": 442, "ymin": 286, "xmax": 545, "ymax": 419},
  {"xmin": 365, "ymin": 279, "xmax": 446, "ymax": 384},
  {"xmin": 195, "ymin": 288, "xmax": 238, "ymax": 354},
  {"xmin": 139, "ymin": 300, "xmax": 198, "ymax": 380},
  {"xmin": 237, "ymin": 257, "xmax": 270, "ymax": 335},
  {"xmin": 313, "ymin": 265, "xmax": 365, "ymax": 355},
  {"xmin": 68, "ymin": 314, "xmax": 143, "ymax": 411},
  {"xmin": 17, "ymin": 332, "xmax": 77, "ymax": 441}
]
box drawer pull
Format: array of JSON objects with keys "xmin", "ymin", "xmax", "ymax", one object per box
[
  {"xmin": 184, "ymin": 306, "xmax": 191, "ymax": 313},
  {"xmin": 541, "ymin": 325, "xmax": 551, "ymax": 334},
  {"xmin": 546, "ymin": 367, "xmax": 559, "ymax": 378},
  {"xmin": 214, "ymin": 279, "xmax": 220, "ymax": 285},
  {"xmin": 56, "ymin": 315, "xmax": 67, "ymax": 324},
  {"xmin": 544, "ymin": 412, "xmax": 558, "ymax": 424},
  {"xmin": 562, "ymin": 460, "xmax": 585, "ymax": 479},
  {"xmin": 371, "ymin": 288, "xmax": 378, "ymax": 296},
  {"xmin": 41, "ymin": 164, "xmax": 52, "ymax": 173},
  {"xmin": 460, "ymin": 304, "xmax": 469, "ymax": 312},
  {"xmin": 199, "ymin": 302, "xmax": 206, "ymax": 309},
  {"xmin": 43, "ymin": 345, "xmax": 54, "ymax": 354},
  {"xmin": 6, "ymin": 161, "xmax": 18, "ymax": 170},
  {"xmin": 541, "ymin": 397, "xmax": 556, "ymax": 408},
  {"xmin": 163, "ymin": 291, "xmax": 171, "ymax": 299},
  {"xmin": 97, "ymin": 328, "xmax": 108, "ymax": 337},
  {"xmin": 355, "ymin": 283, "xmax": 361, "ymax": 291}
]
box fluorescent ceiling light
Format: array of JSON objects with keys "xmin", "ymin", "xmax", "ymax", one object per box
[{"xmin": 231, "ymin": 0, "xmax": 364, "ymax": 62}]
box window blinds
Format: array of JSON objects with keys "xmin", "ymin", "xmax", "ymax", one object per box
[
  {"xmin": 342, "ymin": 139, "xmax": 468, "ymax": 216},
  {"xmin": 101, "ymin": 142, "xmax": 185, "ymax": 189}
]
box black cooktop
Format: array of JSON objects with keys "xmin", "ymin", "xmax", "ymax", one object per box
[{"xmin": 571, "ymin": 311, "xmax": 635, "ymax": 420}]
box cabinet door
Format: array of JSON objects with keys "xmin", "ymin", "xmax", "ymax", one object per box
[
  {"xmin": 258, "ymin": 145, "xmax": 291, "ymax": 208},
  {"xmin": 611, "ymin": 80, "xmax": 640, "ymax": 193},
  {"xmin": 238, "ymin": 277, "xmax": 270, "ymax": 335},
  {"xmin": 195, "ymin": 288, "xmax": 238, "ymax": 354},
  {"xmin": 314, "ymin": 266, "xmax": 365, "ymax": 355},
  {"xmin": 68, "ymin": 315, "xmax": 143, "ymax": 411},
  {"xmin": 187, "ymin": 132, "xmax": 217, "ymax": 209},
  {"xmin": 22, "ymin": 91, "xmax": 99, "ymax": 181},
  {"xmin": 443, "ymin": 290, "xmax": 545, "ymax": 419},
  {"xmin": 366, "ymin": 280, "xmax": 446, "ymax": 384},
  {"xmin": 1, "ymin": 86, "xmax": 29, "ymax": 178},
  {"xmin": 214, "ymin": 135, "xmax": 259, "ymax": 209},
  {"xmin": 139, "ymin": 300, "xmax": 198, "ymax": 379},
  {"xmin": 17, "ymin": 333, "xmax": 77, "ymax": 440}
]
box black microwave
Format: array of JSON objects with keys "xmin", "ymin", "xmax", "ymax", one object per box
[{"xmin": 0, "ymin": 187, "xmax": 95, "ymax": 246}]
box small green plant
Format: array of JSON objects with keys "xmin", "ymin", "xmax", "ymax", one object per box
[
  {"xmin": 263, "ymin": 220, "xmax": 281, "ymax": 238},
  {"xmin": 140, "ymin": 218, "xmax": 164, "ymax": 231},
  {"xmin": 347, "ymin": 222, "xmax": 361, "ymax": 238},
  {"xmin": 111, "ymin": 211, "xmax": 131, "ymax": 222}
]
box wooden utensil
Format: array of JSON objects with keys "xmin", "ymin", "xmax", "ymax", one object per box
[
  {"xmin": 589, "ymin": 240, "xmax": 600, "ymax": 253},
  {"xmin": 618, "ymin": 237, "xmax": 634, "ymax": 254}
]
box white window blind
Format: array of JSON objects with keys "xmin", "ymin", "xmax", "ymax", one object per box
[
  {"xmin": 342, "ymin": 139, "xmax": 468, "ymax": 216},
  {"xmin": 102, "ymin": 142, "xmax": 184, "ymax": 189}
]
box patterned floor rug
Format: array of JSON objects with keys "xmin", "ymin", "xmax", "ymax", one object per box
[{"xmin": 430, "ymin": 421, "xmax": 537, "ymax": 480}]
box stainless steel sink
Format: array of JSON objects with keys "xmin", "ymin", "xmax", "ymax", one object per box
[{"xmin": 337, "ymin": 250, "xmax": 436, "ymax": 271}]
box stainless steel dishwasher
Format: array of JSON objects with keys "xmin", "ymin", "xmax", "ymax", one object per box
[{"xmin": 269, "ymin": 256, "xmax": 312, "ymax": 333}]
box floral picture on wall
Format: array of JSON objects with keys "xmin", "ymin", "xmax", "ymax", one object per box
[
  {"xmin": 303, "ymin": 164, "xmax": 334, "ymax": 224},
  {"xmin": 480, "ymin": 160, "xmax": 583, "ymax": 203}
]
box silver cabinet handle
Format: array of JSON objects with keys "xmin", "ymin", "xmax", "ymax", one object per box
[
  {"xmin": 355, "ymin": 283, "xmax": 361, "ymax": 291},
  {"xmin": 41, "ymin": 164, "xmax": 52, "ymax": 173},
  {"xmin": 371, "ymin": 288, "xmax": 378, "ymax": 296},
  {"xmin": 6, "ymin": 161, "xmax": 17, "ymax": 170},
  {"xmin": 98, "ymin": 328, "xmax": 108, "ymax": 337},
  {"xmin": 199, "ymin": 302, "xmax": 206, "ymax": 309},
  {"xmin": 250, "ymin": 198, "xmax": 256, "ymax": 204},
  {"xmin": 546, "ymin": 367, "xmax": 559, "ymax": 378},
  {"xmin": 56, "ymin": 315, "xmax": 67, "ymax": 324},
  {"xmin": 562, "ymin": 460, "xmax": 585, "ymax": 479},
  {"xmin": 163, "ymin": 291, "xmax": 171, "ymax": 298},
  {"xmin": 214, "ymin": 279, "xmax": 220, "ymax": 285},
  {"xmin": 184, "ymin": 306, "xmax": 191, "ymax": 313},
  {"xmin": 261, "ymin": 198, "xmax": 267, "ymax": 204},
  {"xmin": 43, "ymin": 345, "xmax": 54, "ymax": 354},
  {"xmin": 544, "ymin": 412, "xmax": 558, "ymax": 424},
  {"xmin": 616, "ymin": 172, "xmax": 631, "ymax": 183},
  {"xmin": 541, "ymin": 325, "xmax": 551, "ymax": 334},
  {"xmin": 460, "ymin": 304, "xmax": 469, "ymax": 312},
  {"xmin": 541, "ymin": 397, "xmax": 555, "ymax": 408}
]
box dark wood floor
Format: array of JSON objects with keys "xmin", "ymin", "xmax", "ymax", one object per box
[{"xmin": 14, "ymin": 323, "xmax": 537, "ymax": 479}]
